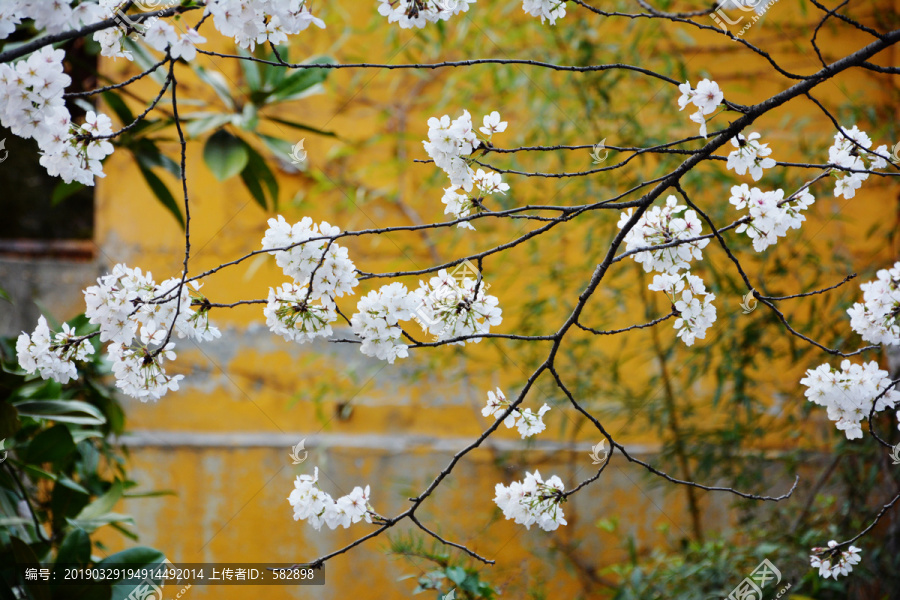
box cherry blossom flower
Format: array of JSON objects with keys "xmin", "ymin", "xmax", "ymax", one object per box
[
  {"xmin": 810, "ymin": 541, "xmax": 862, "ymax": 579},
  {"xmin": 618, "ymin": 195, "xmax": 709, "ymax": 274},
  {"xmin": 847, "ymin": 261, "xmax": 900, "ymax": 346},
  {"xmin": 726, "ymin": 132, "xmax": 777, "ymax": 181},
  {"xmin": 377, "ymin": 0, "xmax": 475, "ymax": 29},
  {"xmin": 16, "ymin": 316, "xmax": 94, "ymax": 384},
  {"xmin": 481, "ymin": 388, "xmax": 551, "ymax": 438},
  {"xmin": 351, "ymin": 282, "xmax": 418, "ymax": 363},
  {"xmin": 264, "ymin": 282, "xmax": 337, "ymax": 344},
  {"xmin": 494, "ymin": 470, "xmax": 567, "ymax": 531},
  {"xmin": 800, "ymin": 360, "xmax": 900, "ymax": 439},
  {"xmin": 288, "ymin": 467, "xmax": 374, "ymax": 531},
  {"xmin": 522, "ymin": 0, "xmax": 567, "ymax": 25},
  {"xmin": 730, "ymin": 184, "xmax": 814, "ymax": 252}
]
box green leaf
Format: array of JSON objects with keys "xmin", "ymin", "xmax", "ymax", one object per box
[
  {"xmin": 203, "ymin": 129, "xmax": 249, "ymax": 181},
  {"xmin": 184, "ymin": 112, "xmax": 233, "ymax": 138},
  {"xmin": 239, "ymin": 142, "xmax": 279, "ymax": 210},
  {"xmin": 132, "ymin": 140, "xmax": 181, "ymax": 178},
  {"xmin": 138, "ymin": 165, "xmax": 185, "ymax": 230},
  {"xmin": 267, "ymin": 57, "xmax": 334, "ymax": 103},
  {"xmin": 13, "ymin": 400, "xmax": 107, "ymax": 426},
  {"xmin": 75, "ymin": 480, "xmax": 124, "ymax": 522},
  {"xmin": 56, "ymin": 529, "xmax": 91, "ymax": 566},
  {"xmin": 257, "ymin": 133, "xmax": 294, "ymax": 160},
  {"xmin": 26, "ymin": 424, "xmax": 75, "ymax": 465},
  {"xmin": 264, "ymin": 116, "xmax": 337, "ymax": 138},
  {"xmin": 65, "ymin": 512, "xmax": 134, "ymax": 532},
  {"xmin": 194, "ymin": 67, "xmax": 235, "ymax": 110},
  {"xmin": 238, "ymin": 48, "xmax": 261, "ymax": 91},
  {"xmin": 99, "ymin": 547, "xmax": 167, "ymax": 600},
  {"xmin": 50, "ymin": 181, "xmax": 85, "ymax": 206},
  {"xmin": 445, "ymin": 566, "xmax": 466, "ymax": 585}
]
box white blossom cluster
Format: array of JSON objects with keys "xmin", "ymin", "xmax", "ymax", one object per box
[
  {"xmin": 17, "ymin": 264, "xmax": 219, "ymax": 401},
  {"xmin": 522, "ymin": 0, "xmax": 567, "ymax": 25},
  {"xmin": 619, "ymin": 196, "xmax": 717, "ymax": 346},
  {"xmin": 826, "ymin": 125, "xmax": 889, "ymax": 199},
  {"xmin": 726, "ymin": 132, "xmax": 776, "ymax": 181},
  {"xmin": 262, "ymin": 215, "xmax": 358, "ymax": 297},
  {"xmin": 205, "ymin": 0, "xmax": 325, "ymax": 50},
  {"xmin": 264, "ymin": 283, "xmax": 337, "ymax": 344},
  {"xmin": 377, "ymin": 0, "xmax": 475, "ymax": 29},
  {"xmin": 800, "ymin": 360, "xmax": 900, "ymax": 440},
  {"xmin": 350, "ymin": 282, "xmax": 417, "ymax": 364},
  {"xmin": 618, "ymin": 196, "xmax": 709, "ymax": 274},
  {"xmin": 494, "ymin": 470, "xmax": 567, "ymax": 531},
  {"xmin": 482, "ymin": 388, "xmax": 551, "ymax": 438},
  {"xmin": 648, "ymin": 272, "xmax": 718, "ymax": 347},
  {"xmin": 138, "ymin": 20, "xmax": 206, "ymax": 61},
  {"xmin": 0, "ymin": 0, "xmax": 104, "ymax": 39},
  {"xmin": 412, "ymin": 269, "xmax": 502, "ymax": 343},
  {"xmin": 423, "ymin": 110, "xmax": 507, "ymax": 192},
  {"xmin": 729, "ymin": 183, "xmax": 815, "ymax": 252},
  {"xmin": 810, "ymin": 541, "xmax": 862, "ymax": 579},
  {"xmin": 441, "ymin": 168, "xmax": 509, "ymax": 230},
  {"xmin": 287, "ymin": 467, "xmax": 373, "ymax": 531},
  {"xmin": 676, "ymin": 79, "xmax": 723, "ymax": 138},
  {"xmin": 261, "ymin": 216, "xmax": 358, "ymax": 344},
  {"xmin": 16, "ymin": 316, "xmax": 95, "ymax": 384},
  {"xmin": 0, "ymin": 47, "xmax": 115, "ymax": 185},
  {"xmin": 847, "ymin": 262, "xmax": 900, "ymax": 346}
]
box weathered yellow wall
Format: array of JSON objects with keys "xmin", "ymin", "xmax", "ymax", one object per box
[{"xmin": 88, "ymin": 1, "xmax": 899, "ymax": 598}]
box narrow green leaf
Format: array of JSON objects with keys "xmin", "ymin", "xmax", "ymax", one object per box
[
  {"xmin": 239, "ymin": 142, "xmax": 279, "ymax": 210},
  {"xmin": 203, "ymin": 129, "xmax": 249, "ymax": 180},
  {"xmin": 238, "ymin": 47, "xmax": 261, "ymax": 91},
  {"xmin": 194, "ymin": 66, "xmax": 235, "ymax": 110},
  {"xmin": 137, "ymin": 166, "xmax": 185, "ymax": 230},
  {"xmin": 184, "ymin": 113, "xmax": 233, "ymax": 139},
  {"xmin": 13, "ymin": 400, "xmax": 107, "ymax": 426},
  {"xmin": 76, "ymin": 480, "xmax": 124, "ymax": 521},
  {"xmin": 267, "ymin": 56, "xmax": 334, "ymax": 103},
  {"xmin": 264, "ymin": 116, "xmax": 337, "ymax": 138}
]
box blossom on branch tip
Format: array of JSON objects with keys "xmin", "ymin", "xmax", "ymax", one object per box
[
  {"xmin": 16, "ymin": 316, "xmax": 94, "ymax": 384},
  {"xmin": 727, "ymin": 132, "xmax": 776, "ymax": 181},
  {"xmin": 494, "ymin": 470, "xmax": 567, "ymax": 531},
  {"xmin": 481, "ymin": 388, "xmax": 551, "ymax": 438},
  {"xmin": 287, "ymin": 467, "xmax": 374, "ymax": 531},
  {"xmin": 847, "ymin": 261, "xmax": 900, "ymax": 346},
  {"xmin": 810, "ymin": 541, "xmax": 862, "ymax": 579},
  {"xmin": 377, "ymin": 0, "xmax": 476, "ymax": 29},
  {"xmin": 522, "ymin": 0, "xmax": 567, "ymax": 25}
]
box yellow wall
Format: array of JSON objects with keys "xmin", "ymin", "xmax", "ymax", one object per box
[{"xmin": 88, "ymin": 1, "xmax": 900, "ymax": 598}]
